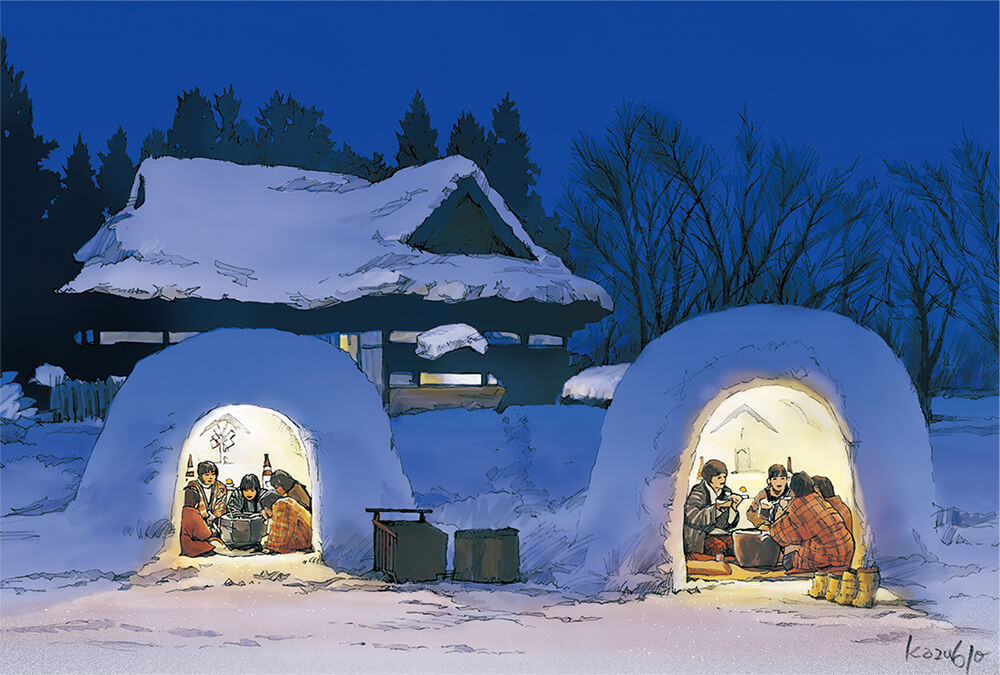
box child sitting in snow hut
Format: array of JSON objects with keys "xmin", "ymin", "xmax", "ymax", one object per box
[
  {"xmin": 683, "ymin": 459, "xmax": 743, "ymax": 558},
  {"xmin": 269, "ymin": 469, "xmax": 311, "ymax": 512},
  {"xmin": 187, "ymin": 460, "xmax": 229, "ymax": 536},
  {"xmin": 811, "ymin": 475, "xmax": 853, "ymax": 536},
  {"xmin": 180, "ymin": 487, "xmax": 223, "ymax": 557},
  {"xmin": 260, "ymin": 492, "xmax": 313, "ymax": 555},
  {"xmin": 746, "ymin": 464, "xmax": 792, "ymax": 528},
  {"xmin": 765, "ymin": 472, "xmax": 853, "ymax": 573}
]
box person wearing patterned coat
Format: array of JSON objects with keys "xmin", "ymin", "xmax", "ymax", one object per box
[
  {"xmin": 766, "ymin": 472, "xmax": 854, "ymax": 573},
  {"xmin": 187, "ymin": 460, "xmax": 228, "ymax": 536},
  {"xmin": 261, "ymin": 492, "xmax": 312, "ymax": 554}
]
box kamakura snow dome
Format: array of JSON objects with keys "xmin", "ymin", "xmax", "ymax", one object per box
[
  {"xmin": 572, "ymin": 305, "xmax": 934, "ymax": 593},
  {"xmin": 67, "ymin": 328, "xmax": 414, "ymax": 572}
]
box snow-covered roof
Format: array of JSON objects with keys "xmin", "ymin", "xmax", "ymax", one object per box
[
  {"xmin": 60, "ymin": 156, "xmax": 613, "ymax": 311},
  {"xmin": 561, "ymin": 364, "xmax": 630, "ymax": 404}
]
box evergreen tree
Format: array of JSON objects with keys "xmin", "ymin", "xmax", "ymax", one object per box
[
  {"xmin": 1, "ymin": 38, "xmax": 62, "ymax": 380},
  {"xmin": 328, "ymin": 143, "xmax": 394, "ymax": 182},
  {"xmin": 256, "ymin": 91, "xmax": 334, "ymax": 170},
  {"xmin": 213, "ymin": 85, "xmax": 257, "ymax": 164},
  {"xmin": 166, "ymin": 87, "xmax": 217, "ymax": 158},
  {"xmin": 485, "ymin": 93, "xmax": 570, "ymax": 263},
  {"xmin": 48, "ymin": 134, "xmax": 104, "ymax": 281},
  {"xmin": 395, "ymin": 90, "xmax": 439, "ymax": 168},
  {"xmin": 446, "ymin": 110, "xmax": 489, "ymax": 168},
  {"xmin": 96, "ymin": 126, "xmax": 137, "ymax": 217},
  {"xmin": 140, "ymin": 128, "xmax": 167, "ymax": 160}
]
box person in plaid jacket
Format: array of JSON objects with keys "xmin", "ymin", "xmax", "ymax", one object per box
[
  {"xmin": 187, "ymin": 460, "xmax": 228, "ymax": 536},
  {"xmin": 261, "ymin": 492, "xmax": 312, "ymax": 554},
  {"xmin": 766, "ymin": 471, "xmax": 853, "ymax": 573}
]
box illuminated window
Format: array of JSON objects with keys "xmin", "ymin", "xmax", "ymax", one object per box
[
  {"xmin": 338, "ymin": 334, "xmax": 360, "ymax": 363},
  {"xmin": 390, "ymin": 372, "xmax": 415, "ymax": 386},
  {"xmin": 168, "ymin": 332, "xmax": 200, "ymax": 343},
  {"xmin": 527, "ymin": 334, "xmax": 564, "ymax": 348},
  {"xmin": 389, "ymin": 331, "xmax": 421, "ymax": 344},
  {"xmin": 419, "ymin": 372, "xmax": 483, "ymax": 386},
  {"xmin": 99, "ymin": 331, "xmax": 164, "ymax": 345},
  {"xmin": 483, "ymin": 331, "xmax": 520, "ymax": 345}
]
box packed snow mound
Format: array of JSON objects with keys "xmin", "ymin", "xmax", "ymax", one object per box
[
  {"xmin": 65, "ymin": 328, "xmax": 413, "ymax": 575},
  {"xmin": 571, "ymin": 305, "xmax": 935, "ymax": 593},
  {"xmin": 1, "ymin": 373, "xmax": 36, "ymax": 420},
  {"xmin": 30, "ymin": 363, "xmax": 67, "ymax": 387},
  {"xmin": 60, "ymin": 156, "xmax": 612, "ymax": 311},
  {"xmin": 561, "ymin": 364, "xmax": 630, "ymax": 403},
  {"xmin": 416, "ymin": 323, "xmax": 488, "ymax": 360}
]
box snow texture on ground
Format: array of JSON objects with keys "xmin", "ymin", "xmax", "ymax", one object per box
[
  {"xmin": 2, "ymin": 567, "xmax": 996, "ymax": 674},
  {"xmin": 60, "ymin": 156, "xmax": 612, "ymax": 311},
  {"xmin": 560, "ymin": 363, "xmax": 630, "ymax": 403}
]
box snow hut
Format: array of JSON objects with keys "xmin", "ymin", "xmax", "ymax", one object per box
[
  {"xmin": 66, "ymin": 328, "xmax": 414, "ymax": 573},
  {"xmin": 571, "ymin": 305, "xmax": 934, "ymax": 593},
  {"xmin": 57, "ymin": 156, "xmax": 612, "ymax": 412}
]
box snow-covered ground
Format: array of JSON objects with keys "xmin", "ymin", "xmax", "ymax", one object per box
[{"xmin": 1, "ymin": 397, "xmax": 996, "ymax": 672}]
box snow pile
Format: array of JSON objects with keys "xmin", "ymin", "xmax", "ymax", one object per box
[
  {"xmin": 1, "ymin": 373, "xmax": 36, "ymax": 420},
  {"xmin": 572, "ymin": 305, "xmax": 936, "ymax": 593},
  {"xmin": 416, "ymin": 323, "xmax": 488, "ymax": 360},
  {"xmin": 30, "ymin": 364, "xmax": 66, "ymax": 387},
  {"xmin": 10, "ymin": 329, "xmax": 413, "ymax": 577},
  {"xmin": 560, "ymin": 364, "xmax": 630, "ymax": 404},
  {"xmin": 60, "ymin": 156, "xmax": 612, "ymax": 311}
]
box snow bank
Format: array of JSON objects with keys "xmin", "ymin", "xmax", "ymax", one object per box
[
  {"xmin": 44, "ymin": 329, "xmax": 413, "ymax": 576},
  {"xmin": 30, "ymin": 364, "xmax": 66, "ymax": 387},
  {"xmin": 1, "ymin": 373, "xmax": 36, "ymax": 420},
  {"xmin": 416, "ymin": 323, "xmax": 488, "ymax": 360},
  {"xmin": 61, "ymin": 156, "xmax": 612, "ymax": 311},
  {"xmin": 572, "ymin": 305, "xmax": 936, "ymax": 593},
  {"xmin": 560, "ymin": 364, "xmax": 630, "ymax": 404}
]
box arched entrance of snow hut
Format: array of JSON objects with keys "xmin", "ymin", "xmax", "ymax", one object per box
[
  {"xmin": 570, "ymin": 306, "xmax": 934, "ymax": 596},
  {"xmin": 161, "ymin": 404, "xmax": 321, "ymax": 561},
  {"xmin": 673, "ymin": 379, "xmax": 868, "ymax": 581}
]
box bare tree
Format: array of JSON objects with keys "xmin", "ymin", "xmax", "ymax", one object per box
[
  {"xmin": 877, "ymin": 193, "xmax": 965, "ymax": 420},
  {"xmin": 886, "ymin": 133, "xmax": 999, "ymax": 352},
  {"xmin": 561, "ymin": 103, "xmax": 885, "ymax": 366}
]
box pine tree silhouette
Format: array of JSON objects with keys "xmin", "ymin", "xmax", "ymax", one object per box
[
  {"xmin": 256, "ymin": 91, "xmax": 334, "ymax": 170},
  {"xmin": 213, "ymin": 85, "xmax": 257, "ymax": 164},
  {"xmin": 48, "ymin": 134, "xmax": 104, "ymax": 282},
  {"xmin": 485, "ymin": 93, "xmax": 569, "ymax": 263},
  {"xmin": 1, "ymin": 38, "xmax": 62, "ymax": 382},
  {"xmin": 167, "ymin": 88, "xmax": 217, "ymax": 158},
  {"xmin": 395, "ymin": 90, "xmax": 440, "ymax": 168},
  {"xmin": 96, "ymin": 126, "xmax": 137, "ymax": 217},
  {"xmin": 140, "ymin": 128, "xmax": 167, "ymax": 160},
  {"xmin": 446, "ymin": 110, "xmax": 489, "ymax": 168},
  {"xmin": 328, "ymin": 142, "xmax": 394, "ymax": 182}
]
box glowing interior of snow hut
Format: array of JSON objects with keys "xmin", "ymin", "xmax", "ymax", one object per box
[{"xmin": 166, "ymin": 404, "xmax": 320, "ymax": 559}]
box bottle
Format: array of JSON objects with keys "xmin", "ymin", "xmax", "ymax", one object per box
[
  {"xmin": 185, "ymin": 454, "xmax": 194, "ymax": 479},
  {"xmin": 262, "ymin": 453, "xmax": 272, "ymax": 489}
]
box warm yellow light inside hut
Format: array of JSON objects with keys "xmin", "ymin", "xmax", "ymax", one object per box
[
  {"xmin": 161, "ymin": 404, "xmax": 320, "ymax": 565},
  {"xmin": 686, "ymin": 383, "xmax": 864, "ymax": 566}
]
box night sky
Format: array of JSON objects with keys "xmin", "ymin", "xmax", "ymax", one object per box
[{"xmin": 2, "ymin": 1, "xmax": 996, "ymax": 208}]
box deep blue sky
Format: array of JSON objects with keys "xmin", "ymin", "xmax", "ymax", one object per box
[{"xmin": 2, "ymin": 1, "xmax": 997, "ymax": 208}]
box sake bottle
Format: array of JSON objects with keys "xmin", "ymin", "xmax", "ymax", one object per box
[{"xmin": 262, "ymin": 453, "xmax": 272, "ymax": 489}]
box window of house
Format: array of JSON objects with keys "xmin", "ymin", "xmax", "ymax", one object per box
[
  {"xmin": 527, "ymin": 334, "xmax": 564, "ymax": 348},
  {"xmin": 483, "ymin": 331, "xmax": 520, "ymax": 345},
  {"xmin": 168, "ymin": 332, "xmax": 200, "ymax": 343},
  {"xmin": 98, "ymin": 331, "xmax": 164, "ymax": 345},
  {"xmin": 486, "ymin": 374, "xmax": 502, "ymax": 386},
  {"xmin": 389, "ymin": 372, "xmax": 415, "ymax": 387},
  {"xmin": 389, "ymin": 331, "xmax": 421, "ymax": 344},
  {"xmin": 419, "ymin": 372, "xmax": 483, "ymax": 386}
]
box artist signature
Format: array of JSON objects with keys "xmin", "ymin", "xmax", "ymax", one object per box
[{"xmin": 905, "ymin": 635, "xmax": 990, "ymax": 673}]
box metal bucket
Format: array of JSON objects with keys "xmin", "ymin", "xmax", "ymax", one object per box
[{"xmin": 732, "ymin": 529, "xmax": 781, "ymax": 568}]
